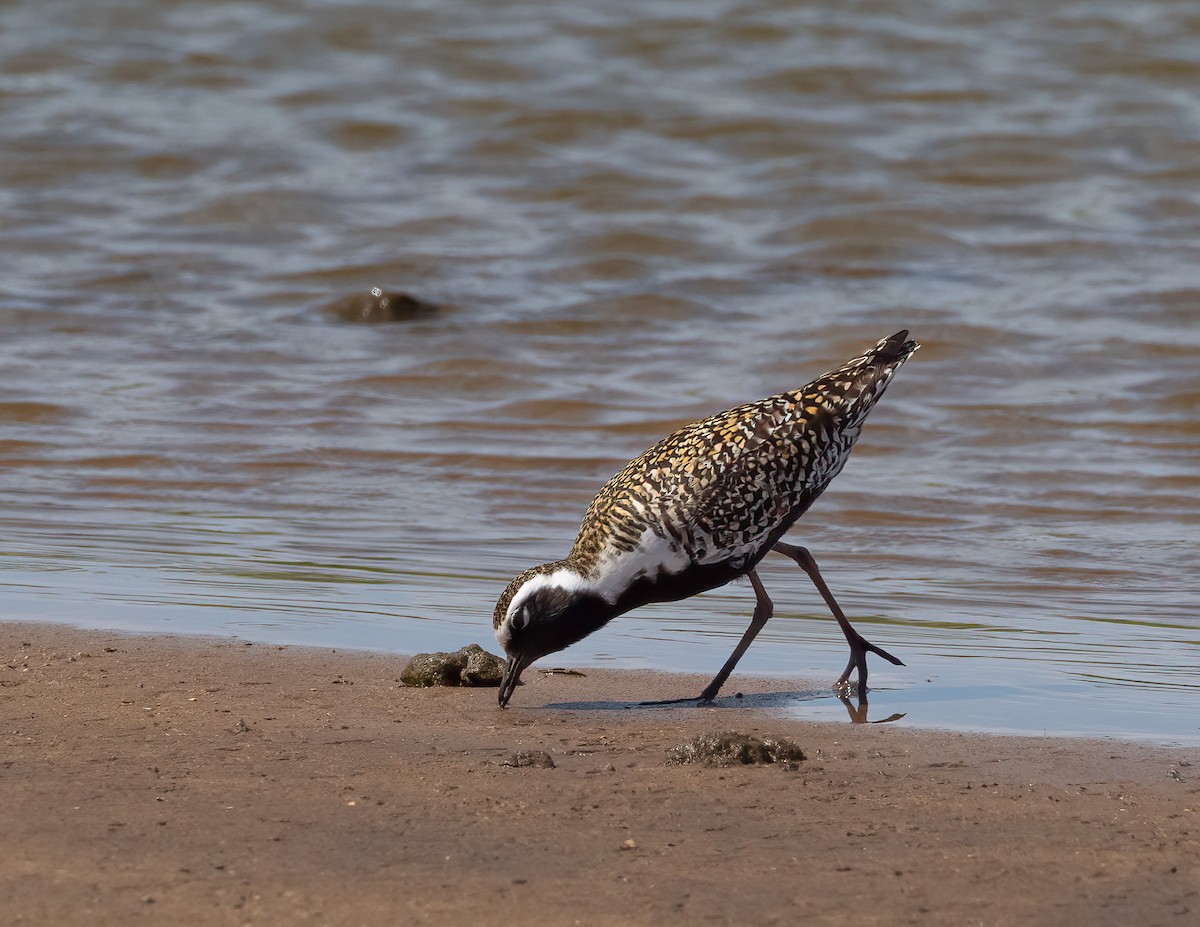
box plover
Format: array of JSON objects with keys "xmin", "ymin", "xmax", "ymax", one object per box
[{"xmin": 494, "ymin": 330, "xmax": 919, "ymax": 707}]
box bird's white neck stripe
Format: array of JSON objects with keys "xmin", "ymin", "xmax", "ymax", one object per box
[
  {"xmin": 504, "ymin": 567, "xmax": 590, "ymax": 624},
  {"xmin": 503, "ymin": 530, "xmax": 690, "ymax": 626}
]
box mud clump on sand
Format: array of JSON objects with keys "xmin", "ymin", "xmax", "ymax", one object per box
[
  {"xmin": 666, "ymin": 731, "xmax": 805, "ymax": 768},
  {"xmin": 400, "ymin": 644, "xmax": 505, "ymax": 688},
  {"xmin": 500, "ymin": 750, "xmax": 556, "ymax": 769}
]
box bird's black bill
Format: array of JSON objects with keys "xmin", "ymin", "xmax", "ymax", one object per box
[{"xmin": 498, "ymin": 656, "xmax": 524, "ymax": 708}]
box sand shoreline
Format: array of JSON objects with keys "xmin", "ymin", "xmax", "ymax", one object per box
[{"xmin": 3, "ymin": 621, "xmax": 1197, "ymax": 925}]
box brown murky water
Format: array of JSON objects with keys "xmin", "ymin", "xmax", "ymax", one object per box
[{"xmin": 2, "ymin": 0, "xmax": 1198, "ymax": 742}]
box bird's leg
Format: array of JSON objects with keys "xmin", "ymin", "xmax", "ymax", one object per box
[
  {"xmin": 640, "ymin": 569, "xmax": 774, "ymax": 707},
  {"xmin": 771, "ymin": 542, "xmax": 904, "ymax": 699},
  {"xmin": 695, "ymin": 569, "xmax": 774, "ymax": 704}
]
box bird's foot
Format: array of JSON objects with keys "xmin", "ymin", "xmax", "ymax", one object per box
[
  {"xmin": 868, "ymin": 640, "xmax": 905, "ymax": 668},
  {"xmin": 835, "ymin": 633, "xmax": 904, "ymax": 700},
  {"xmin": 833, "ymin": 676, "xmax": 871, "ymax": 703}
]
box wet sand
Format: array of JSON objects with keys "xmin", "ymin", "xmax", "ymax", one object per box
[{"xmin": 3, "ymin": 622, "xmax": 1197, "ymax": 926}]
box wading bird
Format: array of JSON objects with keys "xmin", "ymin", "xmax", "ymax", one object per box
[{"xmin": 494, "ymin": 331, "xmax": 918, "ymax": 707}]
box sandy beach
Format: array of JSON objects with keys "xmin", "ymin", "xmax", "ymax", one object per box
[{"xmin": 2, "ymin": 622, "xmax": 1196, "ymax": 926}]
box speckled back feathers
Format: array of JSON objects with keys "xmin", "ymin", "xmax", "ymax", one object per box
[{"xmin": 493, "ymin": 331, "xmax": 918, "ymax": 629}]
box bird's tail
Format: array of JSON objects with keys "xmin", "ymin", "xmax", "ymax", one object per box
[
  {"xmin": 850, "ymin": 329, "xmax": 920, "ymax": 369},
  {"xmin": 801, "ymin": 330, "xmax": 920, "ymax": 428}
]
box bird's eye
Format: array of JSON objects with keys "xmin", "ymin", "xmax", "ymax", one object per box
[{"xmin": 510, "ymin": 607, "xmax": 528, "ymax": 631}]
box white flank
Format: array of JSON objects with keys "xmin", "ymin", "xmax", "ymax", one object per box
[{"xmin": 589, "ymin": 529, "xmax": 691, "ymax": 604}]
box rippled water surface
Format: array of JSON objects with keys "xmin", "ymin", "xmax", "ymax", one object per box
[{"xmin": 2, "ymin": 0, "xmax": 1198, "ymax": 743}]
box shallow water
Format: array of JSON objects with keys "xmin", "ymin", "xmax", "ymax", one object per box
[{"xmin": 2, "ymin": 0, "xmax": 1198, "ymax": 744}]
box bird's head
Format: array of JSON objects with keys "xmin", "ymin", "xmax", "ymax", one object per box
[{"xmin": 493, "ymin": 563, "xmax": 611, "ymax": 707}]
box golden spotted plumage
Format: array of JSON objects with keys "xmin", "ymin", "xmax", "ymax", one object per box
[
  {"xmin": 492, "ymin": 332, "xmax": 918, "ymax": 631},
  {"xmin": 567, "ymin": 334, "xmax": 916, "ymax": 573},
  {"xmin": 492, "ymin": 332, "xmax": 920, "ymax": 708}
]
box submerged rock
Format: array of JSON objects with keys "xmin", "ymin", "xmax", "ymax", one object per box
[
  {"xmin": 665, "ymin": 731, "xmax": 805, "ymax": 768},
  {"xmin": 322, "ymin": 288, "xmax": 440, "ymax": 323},
  {"xmin": 400, "ymin": 644, "xmax": 505, "ymax": 688}
]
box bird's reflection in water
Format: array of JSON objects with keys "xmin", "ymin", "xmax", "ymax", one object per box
[
  {"xmin": 544, "ymin": 688, "xmax": 907, "ymax": 725},
  {"xmin": 836, "ymin": 691, "xmax": 906, "ymax": 724}
]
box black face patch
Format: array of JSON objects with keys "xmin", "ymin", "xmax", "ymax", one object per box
[
  {"xmin": 503, "ymin": 585, "xmax": 616, "ymax": 663},
  {"xmin": 502, "ymin": 583, "xmax": 576, "ymax": 651},
  {"xmin": 492, "ymin": 560, "xmax": 570, "ymax": 630},
  {"xmin": 524, "ymin": 585, "xmax": 575, "ymax": 621}
]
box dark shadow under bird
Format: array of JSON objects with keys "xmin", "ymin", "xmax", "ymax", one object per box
[{"xmin": 493, "ymin": 330, "xmax": 919, "ymax": 708}]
